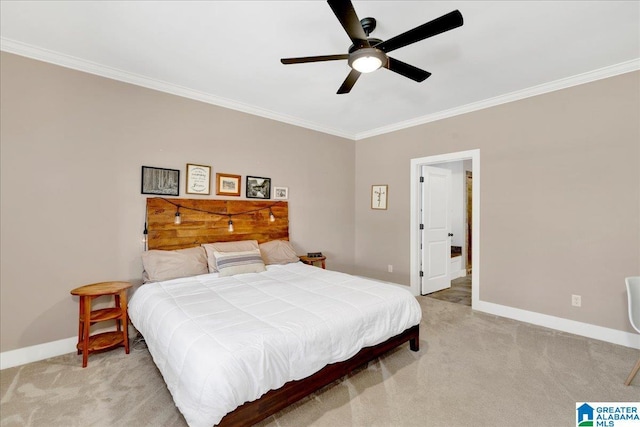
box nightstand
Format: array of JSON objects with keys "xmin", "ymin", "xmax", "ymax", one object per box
[
  {"xmin": 70, "ymin": 281, "xmax": 132, "ymax": 367},
  {"xmin": 299, "ymin": 255, "xmax": 326, "ymax": 269}
]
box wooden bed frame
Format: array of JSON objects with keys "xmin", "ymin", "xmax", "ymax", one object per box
[
  {"xmin": 219, "ymin": 325, "xmax": 419, "ymax": 427},
  {"xmin": 145, "ymin": 197, "xmax": 420, "ymax": 426}
]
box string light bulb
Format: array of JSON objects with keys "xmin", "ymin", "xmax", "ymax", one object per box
[
  {"xmin": 157, "ymin": 199, "xmax": 282, "ymax": 230},
  {"xmin": 142, "ymin": 222, "xmax": 148, "ymax": 245}
]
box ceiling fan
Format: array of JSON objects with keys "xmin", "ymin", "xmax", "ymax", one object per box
[{"xmin": 281, "ymin": 0, "xmax": 463, "ymax": 94}]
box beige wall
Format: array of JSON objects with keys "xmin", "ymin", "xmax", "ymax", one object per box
[
  {"xmin": 354, "ymin": 71, "xmax": 640, "ymax": 333},
  {"xmin": 0, "ymin": 53, "xmax": 355, "ymax": 352},
  {"xmin": 1, "ymin": 51, "xmax": 638, "ymax": 354}
]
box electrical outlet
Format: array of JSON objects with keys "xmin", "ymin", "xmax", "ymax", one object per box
[
  {"xmin": 572, "ymin": 294, "xmax": 581, "ymax": 307},
  {"xmin": 388, "ymin": 264, "xmax": 393, "ymax": 273}
]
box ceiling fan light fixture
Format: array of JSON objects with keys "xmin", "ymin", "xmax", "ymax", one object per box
[
  {"xmin": 348, "ymin": 48, "xmax": 387, "ymax": 73},
  {"xmin": 281, "ymin": 2, "xmax": 464, "ymax": 93}
]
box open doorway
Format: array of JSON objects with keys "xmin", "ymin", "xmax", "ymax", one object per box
[
  {"xmin": 409, "ymin": 149, "xmax": 480, "ymax": 309},
  {"xmin": 421, "ymin": 161, "xmax": 472, "ymax": 305}
]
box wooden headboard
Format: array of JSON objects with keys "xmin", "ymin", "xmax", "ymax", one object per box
[{"xmin": 146, "ymin": 198, "xmax": 289, "ymax": 250}]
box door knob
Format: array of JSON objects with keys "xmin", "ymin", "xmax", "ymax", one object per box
[{"xmin": 448, "ymin": 233, "xmax": 454, "ymax": 237}]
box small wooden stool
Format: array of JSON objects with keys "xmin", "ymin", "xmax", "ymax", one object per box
[{"xmin": 70, "ymin": 281, "xmax": 132, "ymax": 367}]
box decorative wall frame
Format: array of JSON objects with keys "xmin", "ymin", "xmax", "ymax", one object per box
[
  {"xmin": 246, "ymin": 176, "xmax": 271, "ymax": 199},
  {"xmin": 216, "ymin": 173, "xmax": 241, "ymax": 196},
  {"xmin": 273, "ymin": 186, "xmax": 289, "ymax": 200},
  {"xmin": 185, "ymin": 163, "xmax": 211, "ymax": 195},
  {"xmin": 141, "ymin": 166, "xmax": 180, "ymax": 196},
  {"xmin": 371, "ymin": 185, "xmax": 388, "ymax": 210}
]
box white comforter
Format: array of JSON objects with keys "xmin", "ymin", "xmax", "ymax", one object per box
[{"xmin": 128, "ymin": 262, "xmax": 422, "ymax": 427}]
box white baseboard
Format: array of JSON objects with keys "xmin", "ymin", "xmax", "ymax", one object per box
[
  {"xmin": 452, "ymin": 269, "xmax": 467, "ymax": 280},
  {"xmin": 1, "ymin": 336, "xmax": 77, "ymax": 370},
  {"xmin": 474, "ymin": 300, "xmax": 640, "ymax": 349}
]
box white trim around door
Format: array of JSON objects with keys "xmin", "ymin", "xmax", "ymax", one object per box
[{"xmin": 410, "ymin": 149, "xmax": 480, "ymax": 309}]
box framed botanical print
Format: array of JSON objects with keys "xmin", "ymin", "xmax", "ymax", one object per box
[{"xmin": 371, "ymin": 185, "xmax": 388, "ymax": 210}]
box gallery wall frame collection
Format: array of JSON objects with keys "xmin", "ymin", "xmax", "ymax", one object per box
[{"xmin": 141, "ymin": 165, "xmax": 285, "ymax": 201}]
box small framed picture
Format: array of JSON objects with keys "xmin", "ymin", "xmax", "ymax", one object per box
[
  {"xmin": 273, "ymin": 186, "xmax": 289, "ymax": 200},
  {"xmin": 141, "ymin": 166, "xmax": 180, "ymax": 196},
  {"xmin": 186, "ymin": 163, "xmax": 211, "ymax": 195},
  {"xmin": 371, "ymin": 185, "xmax": 388, "ymax": 210},
  {"xmin": 216, "ymin": 173, "xmax": 241, "ymax": 196},
  {"xmin": 246, "ymin": 176, "xmax": 271, "ymax": 199}
]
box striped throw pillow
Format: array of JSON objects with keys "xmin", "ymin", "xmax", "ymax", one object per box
[{"xmin": 212, "ymin": 249, "xmax": 266, "ymax": 277}]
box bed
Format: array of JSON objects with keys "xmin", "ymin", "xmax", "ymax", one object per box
[{"xmin": 129, "ymin": 198, "xmax": 422, "ymax": 427}]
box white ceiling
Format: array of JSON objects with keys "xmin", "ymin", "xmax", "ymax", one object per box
[{"xmin": 1, "ymin": 1, "xmax": 639, "ymax": 140}]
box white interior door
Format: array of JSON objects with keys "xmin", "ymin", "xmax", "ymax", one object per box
[{"xmin": 421, "ymin": 165, "xmax": 452, "ymax": 294}]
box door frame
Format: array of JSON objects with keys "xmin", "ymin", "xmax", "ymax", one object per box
[{"xmin": 410, "ymin": 149, "xmax": 480, "ymax": 308}]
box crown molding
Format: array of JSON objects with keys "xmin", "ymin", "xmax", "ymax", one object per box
[
  {"xmin": 0, "ymin": 38, "xmax": 353, "ymax": 140},
  {"xmin": 354, "ymin": 58, "xmax": 640, "ymax": 140},
  {"xmin": 2, "ymin": 37, "xmax": 638, "ymax": 142}
]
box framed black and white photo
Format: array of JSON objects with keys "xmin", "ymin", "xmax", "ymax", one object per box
[
  {"xmin": 273, "ymin": 186, "xmax": 288, "ymax": 200},
  {"xmin": 371, "ymin": 185, "xmax": 388, "ymax": 210},
  {"xmin": 246, "ymin": 176, "xmax": 271, "ymax": 199},
  {"xmin": 216, "ymin": 173, "xmax": 241, "ymax": 196},
  {"xmin": 141, "ymin": 166, "xmax": 180, "ymax": 196},
  {"xmin": 186, "ymin": 163, "xmax": 211, "ymax": 195}
]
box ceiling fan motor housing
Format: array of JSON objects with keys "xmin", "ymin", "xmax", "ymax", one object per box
[
  {"xmin": 348, "ymin": 36, "xmax": 387, "ymax": 72},
  {"xmin": 348, "ymin": 38, "xmax": 383, "ymax": 53}
]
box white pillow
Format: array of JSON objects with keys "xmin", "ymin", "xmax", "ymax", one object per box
[
  {"xmin": 202, "ymin": 240, "xmax": 259, "ymax": 272},
  {"xmin": 141, "ymin": 247, "xmax": 208, "ymax": 283},
  {"xmin": 213, "ymin": 249, "xmax": 266, "ymax": 277},
  {"xmin": 259, "ymin": 240, "xmax": 299, "ymax": 265}
]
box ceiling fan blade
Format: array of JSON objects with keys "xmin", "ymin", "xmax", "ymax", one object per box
[
  {"xmin": 376, "ymin": 10, "xmax": 463, "ymax": 54},
  {"xmin": 327, "ymin": 0, "xmax": 370, "ymax": 49},
  {"xmin": 385, "ymin": 57, "xmax": 432, "ymax": 82},
  {"xmin": 281, "ymin": 54, "xmax": 349, "ymax": 65},
  {"xmin": 337, "ymin": 69, "xmax": 361, "ymax": 94}
]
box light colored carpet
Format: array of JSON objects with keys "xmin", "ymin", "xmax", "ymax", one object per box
[
  {"xmin": 1, "ymin": 296, "xmax": 638, "ymax": 426},
  {"xmin": 425, "ymin": 275, "xmax": 471, "ymax": 306}
]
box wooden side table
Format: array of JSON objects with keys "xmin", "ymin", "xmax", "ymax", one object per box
[
  {"xmin": 70, "ymin": 281, "xmax": 132, "ymax": 367},
  {"xmin": 299, "ymin": 255, "xmax": 326, "ymax": 269}
]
